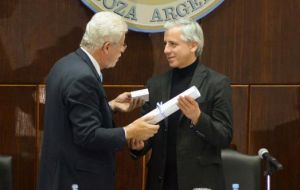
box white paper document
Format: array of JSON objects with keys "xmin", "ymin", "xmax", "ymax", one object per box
[
  {"xmin": 131, "ymin": 88, "xmax": 149, "ymax": 101},
  {"xmin": 142, "ymin": 86, "xmax": 201, "ymax": 124}
]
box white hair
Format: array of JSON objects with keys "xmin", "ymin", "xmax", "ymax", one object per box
[
  {"xmin": 80, "ymin": 11, "xmax": 128, "ymax": 51},
  {"xmin": 164, "ymin": 18, "xmax": 204, "ymax": 57}
]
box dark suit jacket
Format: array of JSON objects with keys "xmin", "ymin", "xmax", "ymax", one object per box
[
  {"xmin": 38, "ymin": 48, "xmax": 126, "ymax": 190},
  {"xmin": 132, "ymin": 62, "xmax": 233, "ymax": 190}
]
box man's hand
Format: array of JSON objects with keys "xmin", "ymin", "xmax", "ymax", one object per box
[
  {"xmin": 128, "ymin": 139, "xmax": 145, "ymax": 150},
  {"xmin": 124, "ymin": 116, "xmax": 159, "ymax": 140},
  {"xmin": 177, "ymin": 96, "xmax": 201, "ymax": 125},
  {"xmin": 109, "ymin": 92, "xmax": 144, "ymax": 113}
]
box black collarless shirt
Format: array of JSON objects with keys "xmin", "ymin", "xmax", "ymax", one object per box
[{"xmin": 163, "ymin": 59, "xmax": 198, "ymax": 190}]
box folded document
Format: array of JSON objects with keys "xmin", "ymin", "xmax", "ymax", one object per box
[{"xmin": 142, "ymin": 86, "xmax": 201, "ymax": 124}]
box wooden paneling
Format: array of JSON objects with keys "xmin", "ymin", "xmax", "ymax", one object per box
[
  {"xmin": 1, "ymin": 0, "xmax": 299, "ymax": 85},
  {"xmin": 36, "ymin": 85, "xmax": 45, "ymax": 175},
  {"xmin": 0, "ymin": 0, "xmax": 92, "ymax": 83},
  {"xmin": 0, "ymin": 85, "xmax": 38, "ymax": 190},
  {"xmin": 249, "ymin": 86, "xmax": 300, "ymax": 189},
  {"xmin": 105, "ymin": 86, "xmax": 146, "ymax": 190},
  {"xmin": 231, "ymin": 85, "xmax": 249, "ymax": 153},
  {"xmin": 103, "ymin": 33, "xmax": 164, "ymax": 85},
  {"xmin": 201, "ymin": 0, "xmax": 300, "ymax": 84},
  {"xmin": 1, "ymin": 0, "xmax": 300, "ymax": 190}
]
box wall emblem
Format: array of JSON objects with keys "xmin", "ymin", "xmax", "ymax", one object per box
[{"xmin": 81, "ymin": 0, "xmax": 224, "ymax": 33}]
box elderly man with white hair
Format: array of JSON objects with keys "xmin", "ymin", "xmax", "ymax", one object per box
[{"xmin": 37, "ymin": 11, "xmax": 159, "ymax": 190}]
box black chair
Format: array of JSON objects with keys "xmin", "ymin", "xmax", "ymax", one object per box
[
  {"xmin": 0, "ymin": 155, "xmax": 12, "ymax": 190},
  {"xmin": 221, "ymin": 149, "xmax": 261, "ymax": 190}
]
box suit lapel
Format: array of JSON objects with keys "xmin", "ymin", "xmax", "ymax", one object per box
[
  {"xmin": 189, "ymin": 61, "xmax": 207, "ymax": 89},
  {"xmin": 178, "ymin": 61, "xmax": 207, "ymax": 122},
  {"xmin": 75, "ymin": 48, "xmax": 110, "ymax": 111},
  {"xmin": 75, "ymin": 48, "xmax": 102, "ymax": 84}
]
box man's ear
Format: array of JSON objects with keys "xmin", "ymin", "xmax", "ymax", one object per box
[
  {"xmin": 190, "ymin": 42, "xmax": 198, "ymax": 53},
  {"xmin": 102, "ymin": 41, "xmax": 110, "ymax": 54}
]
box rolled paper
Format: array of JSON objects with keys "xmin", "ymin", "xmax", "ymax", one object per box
[{"xmin": 143, "ymin": 86, "xmax": 201, "ymax": 124}]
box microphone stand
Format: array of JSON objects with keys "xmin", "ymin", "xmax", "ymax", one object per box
[
  {"xmin": 259, "ymin": 148, "xmax": 283, "ymax": 190},
  {"xmin": 264, "ymin": 161, "xmax": 276, "ymax": 190}
]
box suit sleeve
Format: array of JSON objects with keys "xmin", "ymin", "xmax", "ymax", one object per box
[
  {"xmin": 192, "ymin": 77, "xmax": 233, "ymax": 148},
  {"xmin": 65, "ymin": 75, "xmax": 126, "ymax": 151}
]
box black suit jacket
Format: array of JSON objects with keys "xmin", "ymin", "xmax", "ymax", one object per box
[
  {"xmin": 38, "ymin": 48, "xmax": 126, "ymax": 190},
  {"xmin": 133, "ymin": 62, "xmax": 233, "ymax": 190}
]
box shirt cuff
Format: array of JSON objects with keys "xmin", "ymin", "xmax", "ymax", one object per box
[{"xmin": 123, "ymin": 127, "xmax": 127, "ymax": 139}]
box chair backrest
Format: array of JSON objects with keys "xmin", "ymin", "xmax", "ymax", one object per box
[
  {"xmin": 0, "ymin": 155, "xmax": 12, "ymax": 190},
  {"xmin": 221, "ymin": 149, "xmax": 261, "ymax": 190}
]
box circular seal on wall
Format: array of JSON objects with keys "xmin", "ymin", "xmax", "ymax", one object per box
[{"xmin": 81, "ymin": 0, "xmax": 224, "ymax": 33}]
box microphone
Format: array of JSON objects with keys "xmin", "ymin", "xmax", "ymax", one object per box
[{"xmin": 258, "ymin": 148, "xmax": 283, "ymax": 170}]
